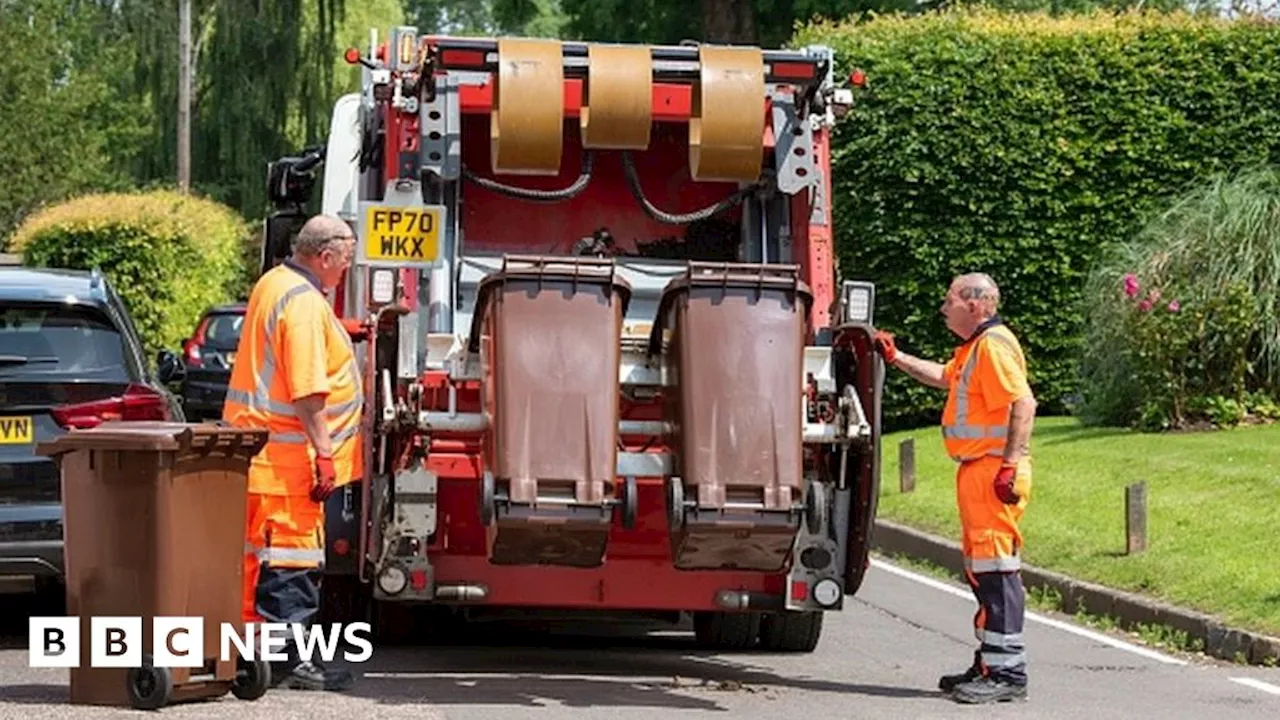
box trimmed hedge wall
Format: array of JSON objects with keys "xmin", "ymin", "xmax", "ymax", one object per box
[
  {"xmin": 794, "ymin": 10, "xmax": 1280, "ymax": 430},
  {"xmin": 8, "ymin": 190, "xmax": 252, "ymax": 358}
]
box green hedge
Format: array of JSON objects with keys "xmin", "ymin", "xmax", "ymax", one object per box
[
  {"xmin": 793, "ymin": 10, "xmax": 1280, "ymax": 430},
  {"xmin": 8, "ymin": 190, "xmax": 252, "ymax": 358}
]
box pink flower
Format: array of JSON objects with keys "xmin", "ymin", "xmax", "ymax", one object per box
[
  {"xmin": 1138, "ymin": 299, "xmax": 1153, "ymax": 312},
  {"xmin": 1168, "ymin": 300, "xmax": 1180, "ymax": 312},
  {"xmin": 1123, "ymin": 273, "xmax": 1140, "ymax": 298}
]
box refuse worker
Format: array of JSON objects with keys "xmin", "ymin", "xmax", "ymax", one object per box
[
  {"xmin": 873, "ymin": 272, "xmax": 1035, "ymax": 705},
  {"xmin": 223, "ymin": 214, "xmax": 371, "ymax": 692}
]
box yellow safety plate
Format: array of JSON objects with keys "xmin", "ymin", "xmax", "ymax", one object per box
[
  {"xmin": 357, "ymin": 203, "xmax": 446, "ymax": 268},
  {"xmin": 0, "ymin": 416, "xmax": 33, "ymax": 444}
]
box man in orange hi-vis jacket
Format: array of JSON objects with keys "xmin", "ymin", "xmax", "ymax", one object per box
[
  {"xmin": 874, "ymin": 273, "xmax": 1036, "ymax": 705},
  {"xmin": 223, "ymin": 214, "xmax": 370, "ymax": 692}
]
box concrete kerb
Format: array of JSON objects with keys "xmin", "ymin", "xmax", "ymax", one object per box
[{"xmin": 870, "ymin": 518, "xmax": 1280, "ymax": 666}]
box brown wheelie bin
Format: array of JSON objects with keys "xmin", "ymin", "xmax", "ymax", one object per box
[
  {"xmin": 468, "ymin": 255, "xmax": 631, "ymax": 568},
  {"xmin": 36, "ymin": 421, "xmax": 272, "ymax": 710},
  {"xmin": 647, "ymin": 262, "xmax": 813, "ymax": 572}
]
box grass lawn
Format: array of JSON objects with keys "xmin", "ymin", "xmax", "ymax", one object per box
[{"xmin": 877, "ymin": 416, "xmax": 1280, "ymax": 638}]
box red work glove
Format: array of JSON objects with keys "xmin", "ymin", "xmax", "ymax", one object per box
[
  {"xmin": 873, "ymin": 330, "xmax": 898, "ymax": 365},
  {"xmin": 340, "ymin": 317, "xmax": 372, "ymax": 342},
  {"xmin": 311, "ymin": 454, "xmax": 336, "ymax": 503},
  {"xmin": 994, "ymin": 464, "xmax": 1019, "ymax": 505}
]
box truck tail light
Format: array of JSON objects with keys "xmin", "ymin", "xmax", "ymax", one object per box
[{"xmin": 50, "ymin": 384, "xmax": 171, "ymax": 429}]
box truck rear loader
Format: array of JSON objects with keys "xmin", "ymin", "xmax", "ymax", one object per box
[{"xmin": 260, "ymin": 26, "xmax": 884, "ymax": 652}]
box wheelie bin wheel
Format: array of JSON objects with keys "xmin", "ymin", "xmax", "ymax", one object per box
[
  {"xmin": 666, "ymin": 476, "xmax": 685, "ymax": 531},
  {"xmin": 621, "ymin": 476, "xmax": 638, "ymax": 530},
  {"xmin": 127, "ymin": 655, "xmax": 173, "ymax": 710},
  {"xmin": 231, "ymin": 657, "xmax": 271, "ymax": 701},
  {"xmin": 479, "ymin": 471, "xmax": 496, "ymax": 526}
]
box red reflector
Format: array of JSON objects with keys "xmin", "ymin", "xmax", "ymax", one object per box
[
  {"xmin": 772, "ymin": 62, "xmax": 816, "ymax": 80},
  {"xmin": 344, "ymin": 47, "xmax": 361, "ymax": 65},
  {"xmin": 410, "ymin": 569, "xmax": 428, "ymax": 590},
  {"xmin": 441, "ymin": 49, "xmax": 487, "ymax": 68},
  {"xmin": 791, "ymin": 580, "xmax": 808, "ymax": 602},
  {"xmin": 333, "ymin": 539, "xmax": 350, "ymax": 556}
]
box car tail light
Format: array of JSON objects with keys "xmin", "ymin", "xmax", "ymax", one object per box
[
  {"xmin": 184, "ymin": 317, "xmax": 208, "ymax": 368},
  {"xmin": 182, "ymin": 337, "xmax": 203, "ymax": 368},
  {"xmin": 50, "ymin": 384, "xmax": 171, "ymax": 429}
]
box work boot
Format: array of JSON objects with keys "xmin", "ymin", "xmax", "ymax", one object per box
[
  {"xmin": 950, "ymin": 676, "xmax": 1027, "ymax": 704},
  {"xmin": 937, "ymin": 664, "xmax": 981, "ymax": 693},
  {"xmin": 274, "ymin": 661, "xmax": 355, "ymax": 692}
]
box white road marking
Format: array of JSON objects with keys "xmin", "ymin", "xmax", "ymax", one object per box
[
  {"xmin": 1229, "ymin": 677, "xmax": 1280, "ymax": 696},
  {"xmin": 868, "ymin": 557, "xmax": 1188, "ymax": 666}
]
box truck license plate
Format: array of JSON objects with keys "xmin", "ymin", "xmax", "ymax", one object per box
[
  {"xmin": 359, "ymin": 203, "xmax": 445, "ymax": 268},
  {"xmin": 0, "ymin": 416, "xmax": 33, "ymax": 444}
]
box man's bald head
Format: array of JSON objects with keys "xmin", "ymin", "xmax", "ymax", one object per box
[
  {"xmin": 953, "ymin": 273, "xmax": 1000, "ymax": 309},
  {"xmin": 941, "ymin": 272, "xmax": 1001, "ymax": 339},
  {"xmin": 289, "ymin": 214, "xmax": 355, "ymax": 291},
  {"xmin": 293, "ymin": 214, "xmax": 354, "ymax": 258}
]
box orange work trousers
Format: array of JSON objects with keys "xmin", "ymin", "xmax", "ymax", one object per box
[
  {"xmin": 956, "ymin": 455, "xmax": 1031, "ymax": 685},
  {"xmin": 242, "ymin": 492, "xmax": 326, "ymax": 626}
]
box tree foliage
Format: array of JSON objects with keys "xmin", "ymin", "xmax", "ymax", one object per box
[
  {"xmin": 0, "ymin": 0, "xmax": 145, "ymax": 242},
  {"xmin": 793, "ymin": 9, "xmax": 1280, "ymax": 430}
]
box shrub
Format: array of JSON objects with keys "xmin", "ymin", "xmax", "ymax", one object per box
[
  {"xmin": 8, "ymin": 189, "xmax": 252, "ymax": 358},
  {"xmin": 1078, "ymin": 166, "xmax": 1280, "ymax": 430},
  {"xmin": 792, "ymin": 9, "xmax": 1280, "ymax": 430}
]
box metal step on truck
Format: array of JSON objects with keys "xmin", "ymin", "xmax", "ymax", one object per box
[{"xmin": 259, "ymin": 26, "xmax": 884, "ymax": 652}]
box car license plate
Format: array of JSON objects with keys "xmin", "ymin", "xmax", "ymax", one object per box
[
  {"xmin": 358, "ymin": 203, "xmax": 445, "ymax": 268},
  {"xmin": 0, "ymin": 416, "xmax": 33, "ymax": 444}
]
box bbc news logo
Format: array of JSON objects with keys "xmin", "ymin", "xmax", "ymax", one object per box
[{"xmin": 29, "ymin": 617, "xmax": 374, "ymax": 668}]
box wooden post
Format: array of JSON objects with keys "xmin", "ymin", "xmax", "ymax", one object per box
[
  {"xmin": 1126, "ymin": 481, "xmax": 1147, "ymax": 554},
  {"xmin": 899, "ymin": 438, "xmax": 915, "ymax": 493}
]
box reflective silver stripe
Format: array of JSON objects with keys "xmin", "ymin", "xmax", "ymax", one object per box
[
  {"xmin": 943, "ymin": 425, "xmax": 1008, "ymax": 440},
  {"xmin": 270, "ymin": 422, "xmax": 360, "ymax": 447},
  {"xmin": 326, "ymin": 396, "xmax": 362, "ymax": 419},
  {"xmin": 257, "ymin": 547, "xmax": 325, "ymax": 564},
  {"xmin": 981, "ymin": 631, "xmax": 1023, "ymax": 646},
  {"xmin": 271, "ymin": 432, "xmax": 308, "ymax": 444},
  {"xmin": 981, "ymin": 650, "xmax": 1027, "ymax": 668},
  {"xmin": 966, "ymin": 556, "xmax": 1022, "ymax": 572},
  {"xmin": 244, "ymin": 541, "xmax": 259, "ymax": 555},
  {"xmin": 330, "ymin": 423, "xmax": 359, "ymax": 445}
]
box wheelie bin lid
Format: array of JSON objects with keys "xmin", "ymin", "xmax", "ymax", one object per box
[
  {"xmin": 645, "ymin": 261, "xmax": 813, "ymax": 355},
  {"xmin": 467, "ymin": 254, "xmax": 632, "ymax": 352},
  {"xmin": 37, "ymin": 421, "xmax": 268, "ymax": 458}
]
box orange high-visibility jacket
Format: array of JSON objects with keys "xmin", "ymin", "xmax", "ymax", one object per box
[
  {"xmin": 940, "ymin": 320, "xmax": 1031, "ymax": 463},
  {"xmin": 222, "ymin": 263, "xmax": 364, "ymax": 496}
]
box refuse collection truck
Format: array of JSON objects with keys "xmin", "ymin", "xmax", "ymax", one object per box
[{"xmin": 260, "ymin": 27, "xmax": 884, "ymax": 652}]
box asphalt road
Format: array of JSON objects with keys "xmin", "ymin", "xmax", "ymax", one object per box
[{"xmin": 3, "ymin": 557, "xmax": 1279, "ymax": 719}]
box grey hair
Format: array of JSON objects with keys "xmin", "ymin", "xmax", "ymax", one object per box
[
  {"xmin": 954, "ymin": 272, "xmax": 1001, "ymax": 307},
  {"xmin": 292, "ymin": 214, "xmax": 355, "ymax": 257}
]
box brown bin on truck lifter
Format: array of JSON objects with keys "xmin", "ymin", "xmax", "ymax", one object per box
[
  {"xmin": 37, "ymin": 421, "xmax": 272, "ymax": 711},
  {"xmin": 469, "ymin": 255, "xmax": 633, "ymax": 568},
  {"xmin": 648, "ymin": 262, "xmax": 813, "ymax": 572}
]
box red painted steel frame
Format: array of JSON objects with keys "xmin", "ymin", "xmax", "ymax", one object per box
[{"xmin": 356, "ymin": 54, "xmax": 837, "ymax": 612}]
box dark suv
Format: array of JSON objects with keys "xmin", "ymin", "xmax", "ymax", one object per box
[
  {"xmin": 0, "ymin": 265, "xmax": 185, "ymax": 596},
  {"xmin": 178, "ymin": 303, "xmax": 245, "ymax": 421}
]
